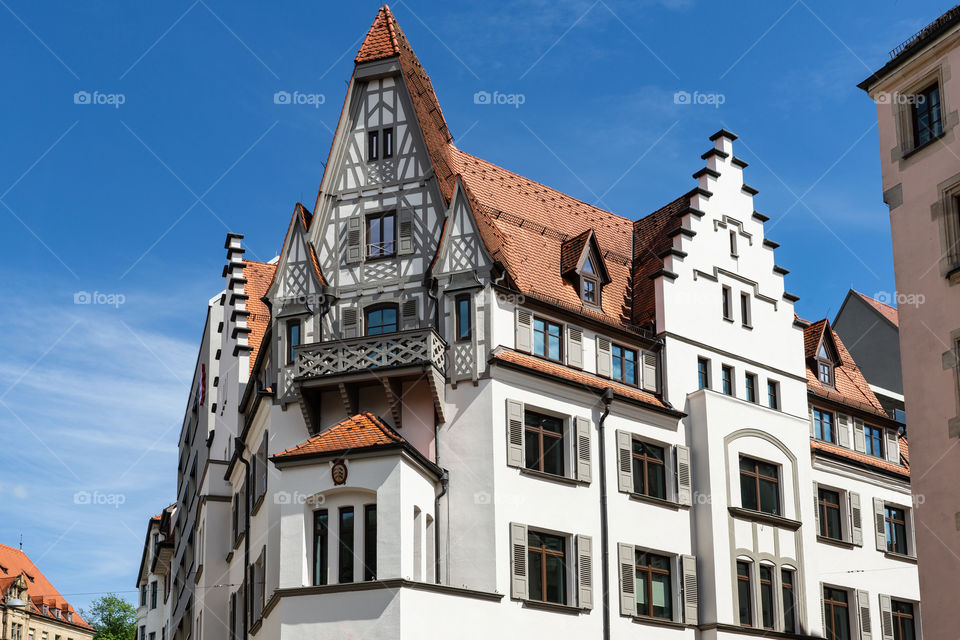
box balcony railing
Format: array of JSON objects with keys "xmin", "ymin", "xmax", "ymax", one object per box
[{"xmin": 294, "ymin": 328, "xmax": 447, "ymax": 381}]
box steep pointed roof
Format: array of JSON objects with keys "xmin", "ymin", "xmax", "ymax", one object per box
[
  {"xmin": 0, "ymin": 544, "xmax": 92, "ymax": 629},
  {"xmin": 803, "ymin": 320, "xmax": 885, "ymax": 415},
  {"xmin": 243, "ymin": 260, "xmax": 277, "ymax": 374},
  {"xmin": 356, "ymin": 5, "xmax": 401, "ymax": 63}
]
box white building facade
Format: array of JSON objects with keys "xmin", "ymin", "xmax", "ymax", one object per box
[{"xmin": 137, "ymin": 5, "xmax": 920, "ymax": 640}]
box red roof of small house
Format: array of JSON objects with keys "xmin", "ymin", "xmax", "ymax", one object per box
[
  {"xmin": 274, "ymin": 412, "xmax": 404, "ymax": 458},
  {"xmin": 0, "ymin": 544, "xmax": 92, "ymax": 629}
]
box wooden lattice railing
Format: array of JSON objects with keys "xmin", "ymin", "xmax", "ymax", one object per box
[{"xmin": 294, "ymin": 329, "xmax": 447, "ymax": 379}]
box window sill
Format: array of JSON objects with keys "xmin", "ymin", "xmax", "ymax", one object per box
[
  {"xmin": 630, "ymin": 615, "xmax": 687, "ymax": 629},
  {"xmin": 902, "ymin": 130, "xmax": 946, "ymax": 160},
  {"xmin": 233, "ymin": 532, "xmax": 245, "ymax": 551},
  {"xmin": 723, "ymin": 317, "xmax": 735, "ymax": 324},
  {"xmin": 251, "ymin": 493, "xmax": 265, "ymax": 518},
  {"xmin": 193, "ymin": 564, "xmax": 203, "ymax": 584},
  {"xmin": 249, "ymin": 618, "xmax": 262, "ymax": 636},
  {"xmin": 728, "ymin": 507, "xmax": 802, "ymax": 531},
  {"xmin": 364, "ymin": 253, "xmax": 397, "ymax": 263},
  {"xmin": 884, "ymin": 551, "xmax": 918, "ymax": 564},
  {"xmin": 816, "ymin": 535, "xmax": 855, "ymax": 549},
  {"xmin": 741, "ymin": 324, "xmax": 753, "ymax": 331},
  {"xmin": 226, "ymin": 550, "xmax": 234, "ymax": 563},
  {"xmin": 518, "ymin": 468, "xmax": 583, "ymax": 486},
  {"xmin": 521, "ymin": 599, "xmax": 586, "ymax": 615},
  {"xmin": 627, "ymin": 492, "xmax": 687, "ymax": 510}
]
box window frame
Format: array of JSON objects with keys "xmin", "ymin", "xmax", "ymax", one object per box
[
  {"xmin": 455, "ymin": 294, "xmax": 472, "ymax": 342},
  {"xmin": 745, "ymin": 372, "xmax": 757, "ymax": 403},
  {"xmin": 722, "ymin": 286, "xmax": 733, "ymax": 321},
  {"xmin": 581, "ymin": 277, "xmax": 599, "ymax": 306},
  {"xmin": 630, "ymin": 438, "xmax": 667, "ymax": 500},
  {"xmin": 885, "ymin": 505, "xmax": 908, "ymax": 555},
  {"xmin": 767, "ymin": 380, "xmax": 779, "ymax": 410},
  {"xmin": 382, "ymin": 127, "xmax": 393, "ymax": 159},
  {"xmin": 814, "ymin": 408, "xmax": 835, "ymax": 443},
  {"xmin": 611, "ymin": 343, "xmax": 638, "ymax": 386},
  {"xmin": 912, "ymin": 82, "xmax": 943, "ymax": 148},
  {"xmin": 739, "ymin": 456, "xmax": 781, "ymax": 516},
  {"xmin": 285, "ymin": 319, "xmax": 301, "ymax": 366},
  {"xmin": 891, "ymin": 599, "xmax": 916, "ymax": 640},
  {"xmin": 781, "ymin": 569, "xmax": 796, "ymax": 634},
  {"xmin": 740, "ymin": 292, "xmax": 752, "ymax": 327},
  {"xmin": 364, "ymin": 303, "xmax": 399, "ymax": 336},
  {"xmin": 523, "ymin": 409, "xmax": 566, "ymax": 477},
  {"xmin": 526, "ymin": 529, "xmax": 568, "ymax": 605},
  {"xmin": 363, "ymin": 504, "xmax": 377, "ymax": 581},
  {"xmin": 721, "ymin": 365, "xmax": 734, "ymax": 396},
  {"xmin": 818, "ymin": 487, "xmax": 843, "ymax": 540},
  {"xmin": 759, "ymin": 564, "xmax": 774, "ymax": 630},
  {"xmin": 367, "ymin": 130, "xmax": 378, "ymax": 161},
  {"xmin": 634, "ymin": 550, "xmax": 673, "ymax": 620},
  {"xmin": 864, "ymin": 424, "xmax": 884, "ymax": 458},
  {"xmin": 736, "ymin": 560, "xmax": 752, "ymax": 626},
  {"xmin": 313, "ymin": 509, "xmax": 328, "ymax": 586},
  {"xmin": 532, "ymin": 316, "xmax": 563, "ymax": 362},
  {"xmin": 365, "ymin": 210, "xmax": 396, "ymax": 259},
  {"xmin": 697, "ymin": 357, "xmax": 710, "ymax": 390},
  {"xmin": 823, "ymin": 586, "xmax": 850, "ymax": 640},
  {"xmin": 338, "ymin": 506, "xmax": 355, "ymax": 584}
]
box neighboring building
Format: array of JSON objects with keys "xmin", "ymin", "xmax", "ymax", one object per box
[
  {"xmin": 859, "ymin": 6, "xmax": 960, "ymax": 637},
  {"xmin": 136, "ymin": 505, "xmax": 176, "ymax": 640},
  {"xmin": 137, "ymin": 5, "xmax": 920, "ymax": 639},
  {"xmin": 833, "ymin": 290, "xmax": 904, "ymax": 421},
  {"xmin": 0, "ymin": 544, "xmax": 94, "ymax": 640}
]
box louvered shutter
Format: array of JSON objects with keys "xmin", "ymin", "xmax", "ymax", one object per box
[
  {"xmin": 617, "ymin": 543, "xmax": 636, "ymax": 617},
  {"xmin": 597, "ymin": 337, "xmax": 611, "ymax": 377},
  {"xmin": 510, "ymin": 523, "xmax": 528, "ymax": 599},
  {"xmin": 857, "ymin": 589, "xmax": 872, "ymax": 639},
  {"xmin": 576, "ymin": 535, "xmax": 593, "ymax": 610},
  {"xmin": 567, "ymin": 326, "xmax": 583, "ymax": 369},
  {"xmin": 398, "ymin": 208, "xmax": 413, "ymax": 255},
  {"xmin": 616, "ymin": 430, "xmax": 633, "ymax": 493},
  {"xmin": 346, "ymin": 215, "xmax": 362, "ymax": 263},
  {"xmin": 813, "ymin": 482, "xmax": 821, "ymax": 535},
  {"xmin": 401, "ymin": 299, "xmax": 418, "ymax": 330},
  {"xmin": 681, "ymin": 555, "xmax": 698, "ymax": 625},
  {"xmin": 341, "ymin": 308, "xmax": 359, "ymax": 339},
  {"xmin": 849, "ymin": 492, "xmax": 863, "ymax": 546},
  {"xmin": 878, "ymin": 594, "xmax": 894, "ymax": 640},
  {"xmin": 853, "ymin": 417, "xmax": 866, "ymax": 453},
  {"xmin": 575, "ymin": 416, "xmax": 591, "ymax": 483},
  {"xmin": 820, "ymin": 583, "xmax": 827, "ymax": 636},
  {"xmin": 641, "ymin": 350, "xmax": 658, "ymax": 392},
  {"xmin": 505, "ymin": 400, "xmax": 524, "ymax": 468},
  {"xmin": 258, "ymin": 431, "xmax": 268, "ymax": 499},
  {"xmin": 873, "ymin": 498, "xmax": 887, "ymax": 551},
  {"xmin": 515, "ymin": 309, "xmax": 532, "ymax": 353},
  {"xmin": 676, "ymin": 445, "xmax": 692, "ymax": 506},
  {"xmin": 885, "ymin": 429, "xmax": 900, "ymax": 464},
  {"xmin": 809, "ymin": 403, "xmax": 815, "ymax": 437},
  {"xmin": 837, "ymin": 413, "xmax": 851, "ymax": 448}
]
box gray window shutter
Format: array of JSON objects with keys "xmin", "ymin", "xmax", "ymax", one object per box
[
  {"xmin": 885, "ymin": 429, "xmax": 900, "ymax": 464},
  {"xmin": 346, "ymin": 215, "xmax": 362, "ymax": 263},
  {"xmin": 676, "ymin": 445, "xmax": 692, "ymax": 506},
  {"xmin": 341, "ymin": 308, "xmax": 359, "ymax": 339},
  {"xmin": 506, "ymin": 400, "xmax": 524, "ymax": 468},
  {"xmin": 857, "ymin": 589, "xmax": 872, "ymax": 639},
  {"xmin": 641, "ymin": 350, "xmax": 658, "ymax": 392},
  {"xmin": 681, "ymin": 554, "xmax": 698, "ymax": 625},
  {"xmin": 878, "ymin": 594, "xmax": 895, "ymax": 640},
  {"xmin": 576, "ymin": 534, "xmax": 593, "ymax": 610},
  {"xmin": 510, "ymin": 523, "xmax": 528, "ymax": 600},
  {"xmin": 515, "ymin": 309, "xmax": 532, "ymax": 353},
  {"xmin": 616, "ymin": 430, "xmax": 633, "ymax": 493},
  {"xmin": 398, "ymin": 208, "xmax": 413, "ymax": 255},
  {"xmin": 575, "ymin": 416, "xmax": 591, "ymax": 483},
  {"xmin": 837, "ymin": 413, "xmax": 851, "ymax": 448},
  {"xmin": 820, "ymin": 582, "xmax": 827, "ymax": 635},
  {"xmin": 566, "ymin": 326, "xmax": 583, "ymax": 369},
  {"xmin": 596, "ymin": 337, "xmax": 611, "ymax": 377},
  {"xmin": 617, "ymin": 543, "xmax": 636, "ymax": 617},
  {"xmin": 813, "ymin": 482, "xmax": 820, "ymax": 535},
  {"xmin": 849, "ymin": 491, "xmax": 863, "ymax": 546},
  {"xmin": 873, "ymin": 498, "xmax": 887, "ymax": 551},
  {"xmin": 401, "ymin": 299, "xmax": 418, "ymax": 330},
  {"xmin": 809, "ymin": 403, "xmax": 815, "ymax": 437},
  {"xmin": 907, "ymin": 508, "xmax": 917, "ymax": 557},
  {"xmin": 853, "ymin": 417, "xmax": 866, "ymax": 453}
]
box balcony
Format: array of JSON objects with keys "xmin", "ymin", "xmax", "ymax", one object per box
[{"xmin": 292, "ymin": 328, "xmax": 447, "ymax": 428}]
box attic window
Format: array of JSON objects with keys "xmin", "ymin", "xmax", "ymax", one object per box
[
  {"xmin": 579, "ymin": 256, "xmax": 600, "ymax": 306},
  {"xmin": 816, "ymin": 343, "xmax": 834, "ymax": 386}
]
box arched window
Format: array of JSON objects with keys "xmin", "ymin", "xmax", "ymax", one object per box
[{"xmin": 365, "ymin": 304, "xmax": 398, "ymax": 336}]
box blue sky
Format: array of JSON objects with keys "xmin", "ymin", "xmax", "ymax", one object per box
[{"xmin": 0, "ymin": 0, "xmax": 948, "ymax": 612}]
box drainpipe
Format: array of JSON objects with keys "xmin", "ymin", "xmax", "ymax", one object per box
[
  {"xmin": 598, "ymin": 387, "xmax": 614, "ymax": 640},
  {"xmin": 234, "ymin": 437, "xmax": 251, "ymax": 640}
]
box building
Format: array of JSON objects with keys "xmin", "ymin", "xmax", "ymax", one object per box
[
  {"xmin": 138, "ymin": 5, "xmax": 921, "ymax": 639},
  {"xmin": 833, "ymin": 290, "xmax": 904, "ymax": 421},
  {"xmin": 135, "ymin": 504, "xmax": 176, "ymax": 640},
  {"xmin": 0, "ymin": 544, "xmax": 94, "ymax": 640},
  {"xmin": 859, "ymin": 6, "xmax": 960, "ymax": 637}
]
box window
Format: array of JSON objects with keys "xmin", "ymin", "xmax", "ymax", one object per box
[
  {"xmin": 782, "ymin": 569, "xmax": 796, "ymax": 633},
  {"xmin": 367, "ymin": 130, "xmax": 378, "ymax": 160},
  {"xmin": 885, "ymin": 506, "xmax": 908, "ymax": 555},
  {"xmin": 527, "ymin": 530, "xmax": 566, "ymax": 604},
  {"xmin": 338, "ymin": 507, "xmax": 354, "ymax": 583},
  {"xmin": 729, "ymin": 230, "xmax": 738, "ymax": 256},
  {"xmin": 382, "ymin": 127, "xmax": 393, "ymax": 158},
  {"xmin": 524, "ymin": 410, "xmax": 564, "ymax": 476},
  {"xmin": 892, "ymin": 599, "xmax": 917, "ymax": 640},
  {"xmin": 365, "ymin": 304, "xmax": 398, "ymax": 336},
  {"xmin": 740, "ymin": 293, "xmax": 751, "ymax": 327},
  {"xmin": 533, "ymin": 317, "xmax": 562, "ymax": 361},
  {"xmin": 913, "ymin": 82, "xmax": 943, "ymax": 147},
  {"xmin": 139, "ymin": 628, "xmax": 145, "ymax": 640},
  {"xmin": 745, "ymin": 373, "xmax": 757, "ymax": 403},
  {"xmin": 740, "ymin": 456, "xmax": 780, "ymax": 515},
  {"xmin": 364, "ymin": 504, "xmax": 377, "ymax": 581},
  {"xmin": 759, "ymin": 565, "xmax": 774, "ymax": 629},
  {"xmin": 455, "ymin": 295, "xmax": 471, "ymax": 341},
  {"xmin": 140, "ymin": 584, "xmax": 146, "ymax": 607},
  {"xmin": 823, "ymin": 586, "xmax": 850, "ymax": 640},
  {"xmin": 313, "ymin": 509, "xmax": 328, "ymax": 586},
  {"xmin": 229, "ymin": 593, "xmax": 236, "ymax": 640},
  {"xmin": 818, "ymin": 488, "xmax": 842, "ymax": 540},
  {"xmin": 864, "ymin": 425, "xmax": 884, "ymax": 458},
  {"xmin": 611, "ymin": 344, "xmax": 637, "ymax": 385},
  {"xmin": 366, "ymin": 211, "xmax": 395, "ymax": 258},
  {"xmin": 635, "ymin": 551, "xmax": 672, "ymax": 620},
  {"xmin": 697, "ymin": 358, "xmax": 710, "ymax": 390},
  {"xmin": 817, "ymin": 343, "xmax": 833, "ymax": 385},
  {"xmin": 631, "ymin": 440, "xmax": 666, "ymax": 499},
  {"xmin": 285, "ymin": 320, "xmax": 300, "ymax": 365},
  {"xmin": 722, "ymin": 286, "xmax": 733, "ymax": 320},
  {"xmin": 767, "ymin": 380, "xmax": 779, "ymax": 409},
  {"xmin": 721, "ymin": 365, "xmax": 733, "ymax": 395},
  {"xmin": 582, "ymin": 278, "xmax": 597, "ymax": 304},
  {"xmin": 736, "ymin": 561, "xmax": 752, "ymax": 626},
  {"xmin": 150, "ymin": 581, "xmax": 157, "ymax": 609},
  {"xmin": 814, "ymin": 408, "xmax": 835, "ymax": 443}
]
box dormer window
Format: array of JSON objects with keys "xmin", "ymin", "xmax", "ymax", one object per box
[
  {"xmin": 816, "ymin": 343, "xmax": 833, "ymax": 385},
  {"xmin": 561, "ymin": 230, "xmax": 609, "ymax": 308}
]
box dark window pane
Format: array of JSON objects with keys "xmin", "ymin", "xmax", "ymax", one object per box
[
  {"xmin": 782, "ymin": 570, "xmax": 796, "ymax": 633},
  {"xmin": 456, "ymin": 296, "xmax": 471, "ymax": 340},
  {"xmin": 737, "ymin": 562, "xmax": 752, "ymax": 625},
  {"xmin": 651, "ymin": 572, "xmax": 671, "ymax": 619},
  {"xmin": 759, "ymin": 479, "xmax": 779, "ymax": 515},
  {"xmin": 545, "ymin": 554, "xmax": 566, "ymax": 604},
  {"xmin": 364, "ymin": 505, "xmax": 376, "ymax": 581},
  {"xmin": 313, "ymin": 510, "xmax": 328, "ymax": 586},
  {"xmin": 338, "ymin": 507, "xmax": 354, "ymax": 583},
  {"xmin": 741, "ymin": 476, "xmax": 758, "ymax": 511},
  {"xmin": 366, "ymin": 306, "xmax": 398, "ymax": 336},
  {"xmin": 528, "ymin": 548, "xmax": 543, "ymax": 601}
]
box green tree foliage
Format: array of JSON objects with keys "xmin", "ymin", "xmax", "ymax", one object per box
[{"xmin": 82, "ymin": 594, "xmax": 137, "ymax": 640}]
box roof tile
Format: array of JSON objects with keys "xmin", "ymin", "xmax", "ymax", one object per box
[{"xmin": 274, "ymin": 412, "xmax": 403, "ymax": 458}]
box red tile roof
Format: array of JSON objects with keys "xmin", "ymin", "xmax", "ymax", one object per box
[
  {"xmin": 243, "ymin": 260, "xmax": 277, "ymax": 374},
  {"xmin": 853, "ymin": 290, "xmax": 899, "ymax": 327},
  {"xmin": 355, "ymin": 5, "xmax": 401, "ymax": 63},
  {"xmin": 803, "ymin": 320, "xmax": 886, "ymax": 416},
  {"xmin": 491, "ymin": 347, "xmax": 672, "ymax": 411},
  {"xmin": 0, "ymin": 544, "xmax": 92, "ymax": 629},
  {"xmin": 631, "ymin": 195, "xmax": 687, "ymax": 327},
  {"xmin": 274, "ymin": 412, "xmax": 403, "ymax": 458},
  {"xmin": 811, "ymin": 439, "xmax": 909, "ymax": 477}
]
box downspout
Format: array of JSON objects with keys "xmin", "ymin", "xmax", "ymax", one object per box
[
  {"xmin": 234, "ymin": 438, "xmax": 251, "ymax": 640},
  {"xmin": 598, "ymin": 387, "xmax": 614, "ymax": 640}
]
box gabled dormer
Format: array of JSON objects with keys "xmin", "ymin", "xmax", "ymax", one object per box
[
  {"xmin": 806, "ymin": 319, "xmax": 841, "ymax": 387},
  {"xmin": 561, "ymin": 230, "xmax": 610, "ymax": 308}
]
